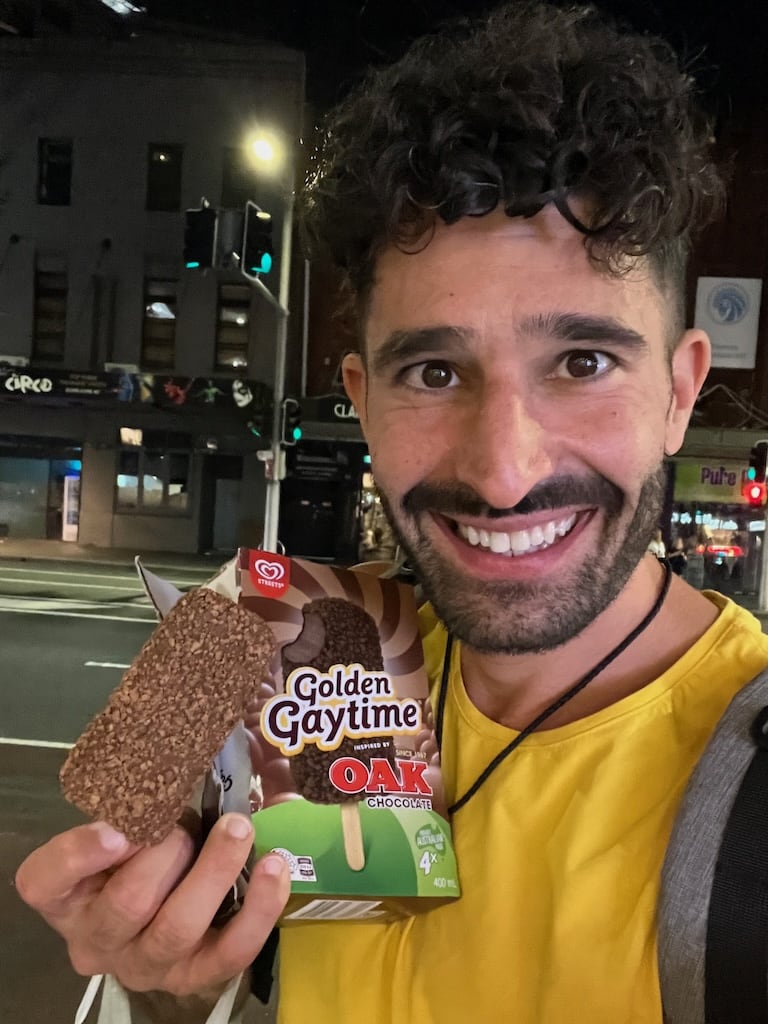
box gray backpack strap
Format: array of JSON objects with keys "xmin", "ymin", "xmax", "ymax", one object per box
[{"xmin": 659, "ymin": 668, "xmax": 768, "ymax": 1024}]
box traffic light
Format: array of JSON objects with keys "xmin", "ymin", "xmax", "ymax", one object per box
[
  {"xmin": 246, "ymin": 403, "xmax": 272, "ymax": 440},
  {"xmin": 242, "ymin": 201, "xmax": 273, "ymax": 279},
  {"xmin": 743, "ymin": 441, "xmax": 768, "ymax": 505},
  {"xmin": 744, "ymin": 480, "xmax": 767, "ymax": 506},
  {"xmin": 281, "ymin": 397, "xmax": 302, "ymax": 445},
  {"xmin": 748, "ymin": 441, "xmax": 768, "ymax": 484},
  {"xmin": 183, "ymin": 204, "xmax": 217, "ymax": 269}
]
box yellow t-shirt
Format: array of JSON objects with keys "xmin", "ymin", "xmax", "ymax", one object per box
[{"xmin": 278, "ymin": 594, "xmax": 768, "ymax": 1024}]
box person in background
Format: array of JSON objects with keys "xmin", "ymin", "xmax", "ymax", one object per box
[
  {"xmin": 668, "ymin": 536, "xmax": 688, "ymax": 576},
  {"xmin": 648, "ymin": 527, "xmax": 667, "ymax": 560},
  {"xmin": 16, "ymin": 4, "xmax": 768, "ymax": 1023}
]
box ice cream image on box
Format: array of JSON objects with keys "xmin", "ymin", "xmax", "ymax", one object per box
[
  {"xmin": 281, "ymin": 597, "xmax": 396, "ymax": 872},
  {"xmin": 60, "ymin": 588, "xmax": 277, "ymax": 845}
]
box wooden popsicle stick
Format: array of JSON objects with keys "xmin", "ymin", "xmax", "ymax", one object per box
[{"xmin": 341, "ymin": 802, "xmax": 365, "ymax": 871}]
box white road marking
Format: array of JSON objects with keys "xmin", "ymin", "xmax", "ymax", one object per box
[
  {"xmin": 85, "ymin": 661, "xmax": 130, "ymax": 669},
  {"xmin": 0, "ymin": 606, "xmax": 152, "ymax": 623},
  {"xmin": 0, "ymin": 565, "xmax": 208, "ymax": 585},
  {"xmin": 5, "ymin": 595, "xmax": 151, "ymax": 609},
  {"xmin": 0, "ymin": 736, "xmax": 73, "ymax": 749},
  {"xmin": 0, "ymin": 576, "xmax": 148, "ymax": 592}
]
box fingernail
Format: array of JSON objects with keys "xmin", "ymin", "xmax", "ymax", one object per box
[
  {"xmin": 260, "ymin": 854, "xmax": 287, "ymax": 879},
  {"xmin": 93, "ymin": 821, "xmax": 128, "ymax": 851},
  {"xmin": 224, "ymin": 814, "xmax": 253, "ymax": 840}
]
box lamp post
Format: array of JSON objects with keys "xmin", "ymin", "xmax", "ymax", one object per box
[{"xmin": 243, "ymin": 131, "xmax": 295, "ymax": 553}]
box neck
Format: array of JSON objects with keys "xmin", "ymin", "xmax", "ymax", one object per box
[{"xmin": 459, "ymin": 556, "xmax": 718, "ymax": 731}]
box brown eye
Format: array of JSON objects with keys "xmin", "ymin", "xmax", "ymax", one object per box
[
  {"xmin": 420, "ymin": 363, "xmax": 454, "ymax": 388},
  {"xmin": 561, "ymin": 351, "xmax": 611, "ymax": 379}
]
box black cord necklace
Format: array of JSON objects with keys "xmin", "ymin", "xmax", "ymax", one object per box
[{"xmin": 435, "ymin": 563, "xmax": 673, "ymax": 816}]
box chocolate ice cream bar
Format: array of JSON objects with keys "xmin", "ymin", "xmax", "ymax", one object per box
[
  {"xmin": 60, "ymin": 587, "xmax": 276, "ymax": 845},
  {"xmin": 282, "ymin": 597, "xmax": 396, "ymax": 871}
]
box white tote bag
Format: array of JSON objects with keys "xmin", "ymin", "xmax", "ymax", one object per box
[{"xmin": 74, "ymin": 972, "xmax": 246, "ymax": 1024}]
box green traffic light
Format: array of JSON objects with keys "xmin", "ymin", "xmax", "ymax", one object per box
[
  {"xmin": 247, "ymin": 253, "xmax": 272, "ymax": 275},
  {"xmin": 186, "ymin": 260, "xmax": 201, "ymax": 269},
  {"xmin": 748, "ymin": 467, "xmax": 757, "ymax": 481},
  {"xmin": 292, "ymin": 426, "xmax": 302, "ymax": 441}
]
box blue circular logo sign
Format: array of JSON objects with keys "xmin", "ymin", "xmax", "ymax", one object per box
[{"xmin": 707, "ymin": 282, "xmax": 750, "ymax": 325}]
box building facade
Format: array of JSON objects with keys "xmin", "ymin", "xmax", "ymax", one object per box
[{"xmin": 0, "ymin": 12, "xmax": 306, "ymax": 553}]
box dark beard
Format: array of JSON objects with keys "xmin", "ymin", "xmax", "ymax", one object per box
[{"xmin": 378, "ymin": 465, "xmax": 667, "ymax": 654}]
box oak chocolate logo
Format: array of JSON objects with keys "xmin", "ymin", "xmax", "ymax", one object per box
[
  {"xmin": 330, "ymin": 756, "xmax": 432, "ymax": 796},
  {"xmin": 250, "ymin": 552, "xmax": 291, "ymax": 598}
]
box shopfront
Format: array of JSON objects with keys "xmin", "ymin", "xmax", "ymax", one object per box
[
  {"xmin": 0, "ymin": 363, "xmax": 271, "ymax": 553},
  {"xmin": 0, "ymin": 435, "xmax": 82, "ymax": 540},
  {"xmin": 669, "ymin": 458, "xmax": 764, "ymax": 599}
]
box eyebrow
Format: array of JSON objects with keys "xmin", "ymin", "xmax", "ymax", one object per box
[
  {"xmin": 370, "ymin": 326, "xmax": 472, "ymax": 376},
  {"xmin": 370, "ymin": 312, "xmax": 648, "ymax": 376},
  {"xmin": 520, "ymin": 312, "xmax": 648, "ymax": 350}
]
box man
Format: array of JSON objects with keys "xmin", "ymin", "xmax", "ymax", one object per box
[{"xmin": 16, "ymin": 4, "xmax": 768, "ymax": 1022}]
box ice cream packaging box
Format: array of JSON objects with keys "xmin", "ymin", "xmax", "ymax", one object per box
[{"xmin": 233, "ymin": 546, "xmax": 460, "ymax": 924}]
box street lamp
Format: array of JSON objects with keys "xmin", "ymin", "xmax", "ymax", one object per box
[
  {"xmin": 249, "ymin": 135, "xmax": 277, "ymax": 164},
  {"xmin": 241, "ymin": 128, "xmax": 295, "ymax": 553}
]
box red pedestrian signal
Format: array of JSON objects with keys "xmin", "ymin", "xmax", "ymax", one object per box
[{"xmin": 743, "ymin": 480, "xmax": 767, "ymax": 506}]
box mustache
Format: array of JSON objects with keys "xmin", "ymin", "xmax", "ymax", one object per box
[{"xmin": 401, "ymin": 475, "xmax": 624, "ymax": 520}]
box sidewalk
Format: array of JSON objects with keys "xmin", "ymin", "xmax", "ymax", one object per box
[{"xmin": 0, "ymin": 536, "xmax": 232, "ymax": 573}]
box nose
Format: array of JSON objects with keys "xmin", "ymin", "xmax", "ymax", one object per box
[{"xmin": 449, "ymin": 382, "xmax": 555, "ymax": 510}]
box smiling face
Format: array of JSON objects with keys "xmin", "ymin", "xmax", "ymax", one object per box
[{"xmin": 343, "ymin": 207, "xmax": 709, "ymax": 654}]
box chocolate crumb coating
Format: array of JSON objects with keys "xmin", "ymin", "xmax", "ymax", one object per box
[
  {"xmin": 60, "ymin": 587, "xmax": 276, "ymax": 845},
  {"xmin": 282, "ymin": 598, "xmax": 396, "ymax": 804}
]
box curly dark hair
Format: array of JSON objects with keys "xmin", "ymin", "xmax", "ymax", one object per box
[{"xmin": 301, "ymin": 1, "xmax": 725, "ymax": 330}]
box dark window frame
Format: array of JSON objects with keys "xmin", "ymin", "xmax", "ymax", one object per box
[
  {"xmin": 141, "ymin": 278, "xmax": 178, "ymax": 370},
  {"xmin": 37, "ymin": 138, "xmax": 73, "ymax": 206},
  {"xmin": 32, "ymin": 268, "xmax": 68, "ymax": 363},
  {"xmin": 115, "ymin": 445, "xmax": 192, "ymax": 516},
  {"xmin": 215, "ymin": 282, "xmax": 251, "ymax": 371}
]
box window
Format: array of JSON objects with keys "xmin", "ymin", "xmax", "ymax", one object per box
[
  {"xmin": 141, "ymin": 279, "xmax": 177, "ymax": 369},
  {"xmin": 116, "ymin": 442, "xmax": 190, "ymax": 514},
  {"xmin": 221, "ymin": 146, "xmax": 258, "ymax": 209},
  {"xmin": 32, "ymin": 269, "xmax": 68, "ymax": 362},
  {"xmin": 38, "ymin": 138, "xmax": 72, "ymax": 205},
  {"xmin": 215, "ymin": 283, "xmax": 251, "ymax": 370},
  {"xmin": 145, "ymin": 143, "xmax": 183, "ymax": 212}
]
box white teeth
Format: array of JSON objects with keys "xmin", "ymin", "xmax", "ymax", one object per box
[
  {"xmin": 556, "ymin": 514, "xmax": 577, "ymax": 536},
  {"xmin": 510, "ymin": 529, "xmax": 530, "ymax": 555},
  {"xmin": 490, "ymin": 531, "xmax": 511, "ymax": 553},
  {"xmin": 530, "ymin": 524, "xmax": 545, "ymax": 547},
  {"xmin": 456, "ymin": 512, "xmax": 580, "ymax": 557}
]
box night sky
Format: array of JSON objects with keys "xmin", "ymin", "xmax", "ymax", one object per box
[{"xmin": 142, "ymin": 0, "xmax": 768, "ymax": 108}]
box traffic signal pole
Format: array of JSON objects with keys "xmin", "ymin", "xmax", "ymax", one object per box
[
  {"xmin": 186, "ymin": 179, "xmax": 293, "ymax": 553},
  {"xmin": 250, "ymin": 190, "xmax": 293, "ymax": 553},
  {"xmin": 746, "ymin": 440, "xmax": 768, "ymax": 610}
]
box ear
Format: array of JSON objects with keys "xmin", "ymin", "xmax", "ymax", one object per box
[
  {"xmin": 664, "ymin": 328, "xmax": 711, "ymax": 455},
  {"xmin": 341, "ymin": 352, "xmax": 369, "ymax": 433}
]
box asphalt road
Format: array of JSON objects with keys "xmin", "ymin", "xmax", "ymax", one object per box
[
  {"xmin": 1, "ymin": 610, "xmax": 152, "ymax": 743},
  {"xmin": 0, "ymin": 559, "xmax": 278, "ymax": 1024},
  {"xmin": 0, "ymin": 558, "xmax": 211, "ymax": 618}
]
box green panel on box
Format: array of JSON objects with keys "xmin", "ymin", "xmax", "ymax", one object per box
[
  {"xmin": 391, "ymin": 808, "xmax": 461, "ymax": 897},
  {"xmin": 252, "ymin": 799, "xmax": 456, "ymax": 896}
]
